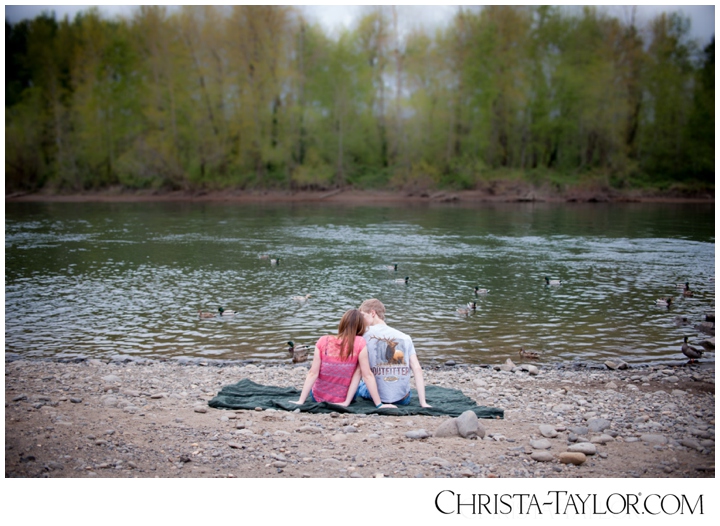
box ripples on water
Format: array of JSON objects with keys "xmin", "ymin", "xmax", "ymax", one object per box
[{"xmin": 4, "ymin": 201, "xmax": 715, "ymax": 366}]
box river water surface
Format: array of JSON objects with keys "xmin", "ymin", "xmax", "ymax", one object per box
[{"xmin": 4, "ymin": 201, "xmax": 715, "ymax": 366}]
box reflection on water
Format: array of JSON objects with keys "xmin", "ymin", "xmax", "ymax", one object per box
[{"xmin": 4, "ymin": 201, "xmax": 715, "ymax": 366}]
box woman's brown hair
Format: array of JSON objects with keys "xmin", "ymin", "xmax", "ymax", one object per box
[{"xmin": 337, "ymin": 309, "xmax": 366, "ymax": 360}]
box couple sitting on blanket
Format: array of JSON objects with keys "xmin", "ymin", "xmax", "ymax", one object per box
[{"xmin": 290, "ymin": 299, "xmax": 432, "ymax": 409}]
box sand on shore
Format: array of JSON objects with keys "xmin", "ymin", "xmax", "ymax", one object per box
[{"xmin": 5, "ymin": 356, "xmax": 714, "ymax": 479}]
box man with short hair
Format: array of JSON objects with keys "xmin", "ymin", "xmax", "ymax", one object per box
[{"xmin": 357, "ymin": 298, "xmax": 431, "ymax": 407}]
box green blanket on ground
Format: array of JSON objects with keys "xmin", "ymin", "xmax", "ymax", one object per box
[{"xmin": 208, "ymin": 378, "xmax": 504, "ymax": 418}]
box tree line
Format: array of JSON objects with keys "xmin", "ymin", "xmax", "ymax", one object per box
[{"xmin": 5, "ymin": 5, "xmax": 714, "ymax": 194}]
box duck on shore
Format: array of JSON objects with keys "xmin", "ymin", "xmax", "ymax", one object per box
[
  {"xmin": 287, "ymin": 341, "xmax": 311, "ymax": 363},
  {"xmin": 681, "ymin": 336, "xmax": 704, "ymax": 363}
]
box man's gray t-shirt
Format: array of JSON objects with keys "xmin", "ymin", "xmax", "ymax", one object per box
[{"xmin": 363, "ymin": 324, "xmax": 415, "ymax": 403}]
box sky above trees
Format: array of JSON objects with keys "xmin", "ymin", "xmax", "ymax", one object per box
[{"xmin": 4, "ymin": 3, "xmax": 716, "ymax": 45}]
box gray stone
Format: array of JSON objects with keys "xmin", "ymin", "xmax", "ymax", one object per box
[
  {"xmin": 427, "ymin": 457, "xmax": 452, "ymax": 468},
  {"xmin": 434, "ymin": 418, "xmax": 460, "ymax": 438},
  {"xmin": 296, "ymin": 425, "xmax": 322, "ymax": 434},
  {"xmin": 456, "ymin": 410, "xmax": 482, "ymax": 439},
  {"xmin": 587, "ymin": 418, "xmax": 611, "ymax": 433},
  {"xmin": 568, "ymin": 426, "xmax": 588, "ymax": 435},
  {"xmin": 567, "ymin": 443, "xmax": 597, "ymax": 455},
  {"xmin": 101, "ymin": 375, "xmax": 121, "ymax": 383},
  {"xmin": 590, "ymin": 434, "xmax": 614, "ymax": 444},
  {"xmin": 530, "ymin": 438, "xmax": 552, "ymax": 450},
  {"xmin": 552, "ymin": 404, "xmax": 574, "ymax": 413},
  {"xmin": 45, "ymin": 461, "xmax": 64, "ymax": 471},
  {"xmin": 101, "ymin": 396, "xmax": 119, "ymax": 408},
  {"xmin": 530, "ymin": 451, "xmax": 554, "ymax": 462},
  {"xmin": 193, "ymin": 404, "xmax": 207, "ymax": 414},
  {"xmin": 688, "ymin": 427, "xmax": 712, "ymax": 439},
  {"xmin": 520, "ymin": 364, "xmax": 539, "ymax": 375},
  {"xmin": 500, "ymin": 359, "xmax": 515, "ymax": 372},
  {"xmin": 405, "ymin": 429, "xmax": 430, "ymax": 439},
  {"xmin": 680, "ymin": 438, "xmax": 703, "ymax": 451},
  {"xmin": 640, "ymin": 434, "xmax": 668, "ymax": 445},
  {"xmin": 342, "ymin": 425, "xmax": 358, "ymax": 433},
  {"xmin": 539, "ymin": 424, "xmax": 558, "ymax": 438}
]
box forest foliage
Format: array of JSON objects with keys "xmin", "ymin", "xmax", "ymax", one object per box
[{"xmin": 4, "ymin": 5, "xmax": 714, "ymax": 194}]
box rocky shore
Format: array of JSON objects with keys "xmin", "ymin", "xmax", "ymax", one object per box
[{"xmin": 5, "ymin": 356, "xmax": 714, "ymax": 478}]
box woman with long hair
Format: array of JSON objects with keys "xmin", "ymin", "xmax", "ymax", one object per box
[{"xmin": 291, "ymin": 309, "xmax": 392, "ymax": 408}]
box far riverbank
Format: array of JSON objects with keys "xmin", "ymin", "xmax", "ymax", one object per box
[{"xmin": 5, "ymin": 186, "xmax": 715, "ymax": 206}]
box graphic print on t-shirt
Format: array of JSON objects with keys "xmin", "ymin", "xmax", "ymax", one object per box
[{"xmin": 369, "ymin": 335, "xmax": 408, "ymax": 382}]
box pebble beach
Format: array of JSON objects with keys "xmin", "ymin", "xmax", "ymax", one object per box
[{"xmin": 5, "ymin": 354, "xmax": 714, "ymax": 479}]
